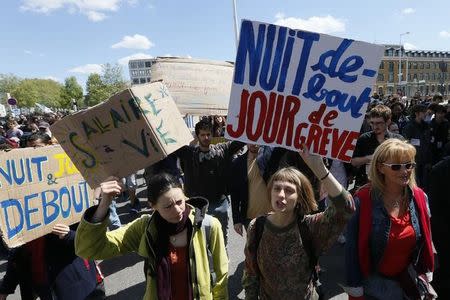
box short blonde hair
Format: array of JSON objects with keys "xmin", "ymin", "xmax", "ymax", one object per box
[
  {"xmin": 267, "ymin": 167, "xmax": 318, "ymax": 214},
  {"xmin": 369, "ymin": 138, "xmax": 417, "ymax": 193}
]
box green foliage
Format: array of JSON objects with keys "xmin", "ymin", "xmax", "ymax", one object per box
[
  {"xmin": 11, "ymin": 79, "xmax": 63, "ymax": 108},
  {"xmin": 85, "ymin": 64, "xmax": 129, "ymax": 107},
  {"xmin": 85, "ymin": 73, "xmax": 109, "ymax": 107},
  {"xmin": 60, "ymin": 76, "xmax": 83, "ymax": 108},
  {"xmin": 0, "ymin": 74, "xmax": 22, "ymax": 104}
]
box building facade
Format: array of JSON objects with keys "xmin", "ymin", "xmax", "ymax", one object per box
[
  {"xmin": 376, "ymin": 45, "xmax": 450, "ymax": 98},
  {"xmin": 128, "ymin": 59, "xmax": 153, "ymax": 85}
]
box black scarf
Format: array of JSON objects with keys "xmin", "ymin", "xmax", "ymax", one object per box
[{"xmin": 154, "ymin": 206, "xmax": 193, "ymax": 300}]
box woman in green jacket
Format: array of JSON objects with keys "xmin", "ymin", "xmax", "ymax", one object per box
[{"xmin": 75, "ymin": 173, "xmax": 228, "ymax": 300}]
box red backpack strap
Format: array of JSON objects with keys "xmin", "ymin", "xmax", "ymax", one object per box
[
  {"xmin": 412, "ymin": 187, "xmax": 434, "ymax": 273},
  {"xmin": 355, "ymin": 184, "xmax": 373, "ymax": 278}
]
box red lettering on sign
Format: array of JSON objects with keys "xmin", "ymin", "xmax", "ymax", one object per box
[{"xmin": 276, "ymin": 95, "xmax": 301, "ymax": 146}]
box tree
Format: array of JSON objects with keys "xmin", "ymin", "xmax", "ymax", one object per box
[
  {"xmin": 61, "ymin": 76, "xmax": 83, "ymax": 108},
  {"xmin": 85, "ymin": 64, "xmax": 130, "ymax": 107},
  {"xmin": 85, "ymin": 73, "xmax": 110, "ymax": 107},
  {"xmin": 101, "ymin": 63, "xmax": 129, "ymax": 96},
  {"xmin": 0, "ymin": 73, "xmax": 22, "ymax": 104},
  {"xmin": 11, "ymin": 79, "xmax": 63, "ymax": 108}
]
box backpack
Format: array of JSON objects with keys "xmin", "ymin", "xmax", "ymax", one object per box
[{"xmin": 253, "ymin": 215, "xmax": 324, "ymax": 299}]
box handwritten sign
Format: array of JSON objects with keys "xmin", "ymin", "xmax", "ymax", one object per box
[
  {"xmin": 150, "ymin": 57, "xmax": 234, "ymax": 116},
  {"xmin": 225, "ymin": 20, "xmax": 384, "ymax": 162},
  {"xmin": 51, "ymin": 82, "xmax": 192, "ymax": 188},
  {"xmin": 0, "ymin": 145, "xmax": 94, "ymax": 248}
]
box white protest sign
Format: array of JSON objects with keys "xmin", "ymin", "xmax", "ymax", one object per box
[
  {"xmin": 51, "ymin": 82, "xmax": 192, "ymax": 188},
  {"xmin": 225, "ymin": 20, "xmax": 384, "ymax": 162},
  {"xmin": 149, "ymin": 57, "xmax": 234, "ymax": 115},
  {"xmin": 0, "ymin": 104, "xmax": 6, "ymax": 117}
]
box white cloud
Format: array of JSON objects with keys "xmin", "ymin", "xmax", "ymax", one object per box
[
  {"xmin": 439, "ymin": 30, "xmax": 450, "ymax": 38},
  {"xmin": 86, "ymin": 10, "xmax": 107, "ymax": 22},
  {"xmin": 68, "ymin": 64, "xmax": 102, "ymax": 74},
  {"xmin": 274, "ymin": 14, "xmax": 346, "ymax": 34},
  {"xmin": 112, "ymin": 34, "xmax": 154, "ymax": 50},
  {"xmin": 24, "ymin": 49, "xmax": 33, "ymax": 54},
  {"xmin": 20, "ymin": 0, "xmax": 124, "ymax": 21},
  {"xmin": 402, "ymin": 8, "xmax": 415, "ymax": 15},
  {"xmin": 404, "ymin": 42, "xmax": 418, "ymax": 50},
  {"xmin": 118, "ymin": 53, "xmax": 153, "ymax": 65}
]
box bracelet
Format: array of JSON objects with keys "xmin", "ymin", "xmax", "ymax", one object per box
[{"xmin": 319, "ymin": 171, "xmax": 330, "ymax": 181}]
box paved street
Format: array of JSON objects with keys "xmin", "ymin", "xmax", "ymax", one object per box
[{"xmin": 0, "ymin": 172, "xmax": 347, "ymax": 299}]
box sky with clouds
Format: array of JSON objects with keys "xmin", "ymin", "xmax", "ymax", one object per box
[{"xmin": 1, "ymin": 0, "xmax": 450, "ymax": 90}]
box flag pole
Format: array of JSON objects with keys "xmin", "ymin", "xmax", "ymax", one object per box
[{"xmin": 232, "ymin": 0, "xmax": 239, "ymax": 48}]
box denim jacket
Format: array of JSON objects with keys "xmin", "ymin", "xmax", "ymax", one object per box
[{"xmin": 344, "ymin": 188, "xmax": 426, "ymax": 297}]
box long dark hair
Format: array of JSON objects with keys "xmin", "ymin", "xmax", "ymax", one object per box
[{"xmin": 147, "ymin": 172, "xmax": 182, "ymax": 205}]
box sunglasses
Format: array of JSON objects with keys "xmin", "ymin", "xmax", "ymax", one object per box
[{"xmin": 382, "ymin": 162, "xmax": 416, "ymax": 171}]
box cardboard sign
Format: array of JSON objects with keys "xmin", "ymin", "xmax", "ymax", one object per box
[
  {"xmin": 150, "ymin": 57, "xmax": 234, "ymax": 115},
  {"xmin": 0, "ymin": 145, "xmax": 94, "ymax": 248},
  {"xmin": 225, "ymin": 20, "xmax": 384, "ymax": 162},
  {"xmin": 51, "ymin": 82, "xmax": 192, "ymax": 188}
]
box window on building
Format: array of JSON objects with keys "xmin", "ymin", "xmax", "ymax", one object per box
[
  {"xmin": 377, "ymin": 73, "xmax": 384, "ymax": 81},
  {"xmin": 140, "ymin": 78, "xmax": 146, "ymax": 84},
  {"xmin": 379, "ymin": 61, "xmax": 384, "ymax": 69},
  {"xmin": 419, "ymin": 73, "xmax": 423, "ymax": 80},
  {"xmin": 419, "ymin": 62, "xmax": 424, "ymax": 69},
  {"xmin": 147, "ymin": 77, "xmax": 151, "ymax": 82},
  {"xmin": 129, "ymin": 61, "xmax": 137, "ymax": 69},
  {"xmin": 389, "ymin": 62, "xmax": 394, "ymax": 71},
  {"xmin": 413, "ymin": 74, "xmax": 417, "ymax": 80},
  {"xmin": 432, "ymin": 73, "xmax": 436, "ymax": 81},
  {"xmin": 133, "ymin": 78, "xmax": 139, "ymax": 84},
  {"xmin": 408, "ymin": 74, "xmax": 412, "ymax": 81},
  {"xmin": 431, "ymin": 85, "xmax": 435, "ymax": 93},
  {"xmin": 138, "ymin": 61, "xmax": 145, "ymax": 68},
  {"xmin": 145, "ymin": 61, "xmax": 152, "ymax": 68},
  {"xmin": 426, "ymin": 62, "xmax": 430, "ymax": 69},
  {"xmin": 425, "ymin": 73, "xmax": 429, "ymax": 80},
  {"xmin": 388, "ymin": 72, "xmax": 394, "ymax": 82}
]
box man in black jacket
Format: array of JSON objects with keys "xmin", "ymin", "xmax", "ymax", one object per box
[{"xmin": 429, "ymin": 145, "xmax": 450, "ymax": 299}]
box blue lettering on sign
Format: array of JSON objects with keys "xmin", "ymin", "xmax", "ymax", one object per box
[
  {"xmin": 42, "ymin": 189, "xmax": 60, "ymax": 224},
  {"xmin": 0, "ymin": 181, "xmax": 91, "ymax": 240},
  {"xmin": 1, "ymin": 199, "xmax": 24, "ymax": 239},
  {"xmin": 0, "ymin": 156, "xmax": 48, "ymax": 188},
  {"xmin": 303, "ymin": 73, "xmax": 372, "ymax": 118},
  {"xmin": 233, "ymin": 20, "xmax": 378, "ymax": 119},
  {"xmin": 59, "ymin": 186, "xmax": 71, "ymax": 218},
  {"xmin": 24, "ymin": 193, "xmax": 41, "ymax": 230}
]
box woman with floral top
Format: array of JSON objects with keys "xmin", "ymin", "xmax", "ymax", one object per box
[{"xmin": 243, "ymin": 145, "xmax": 355, "ymax": 299}]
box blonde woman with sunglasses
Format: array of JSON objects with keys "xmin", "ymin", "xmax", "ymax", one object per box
[{"xmin": 344, "ymin": 138, "xmax": 436, "ymax": 300}]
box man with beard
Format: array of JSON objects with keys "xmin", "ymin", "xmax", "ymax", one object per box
[
  {"xmin": 351, "ymin": 105, "xmax": 404, "ymax": 188},
  {"xmin": 174, "ymin": 119, "xmax": 244, "ymax": 245}
]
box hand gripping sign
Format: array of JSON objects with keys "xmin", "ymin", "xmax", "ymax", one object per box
[{"xmin": 225, "ymin": 20, "xmax": 384, "ymax": 162}]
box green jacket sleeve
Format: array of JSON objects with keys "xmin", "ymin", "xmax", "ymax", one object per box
[
  {"xmin": 75, "ymin": 206, "xmax": 150, "ymax": 260},
  {"xmin": 210, "ymin": 217, "xmax": 229, "ymax": 300}
]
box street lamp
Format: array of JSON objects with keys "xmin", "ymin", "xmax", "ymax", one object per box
[{"xmin": 398, "ymin": 31, "xmax": 410, "ymax": 94}]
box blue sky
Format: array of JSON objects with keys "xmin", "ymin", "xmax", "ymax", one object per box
[{"xmin": 1, "ymin": 0, "xmax": 450, "ymax": 90}]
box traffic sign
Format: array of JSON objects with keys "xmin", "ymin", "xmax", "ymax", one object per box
[{"xmin": 7, "ymin": 98, "xmax": 17, "ymax": 106}]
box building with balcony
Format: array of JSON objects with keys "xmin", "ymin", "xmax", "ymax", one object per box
[{"xmin": 376, "ymin": 45, "xmax": 450, "ymax": 98}]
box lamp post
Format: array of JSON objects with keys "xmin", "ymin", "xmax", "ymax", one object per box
[{"xmin": 398, "ymin": 32, "xmax": 410, "ymax": 94}]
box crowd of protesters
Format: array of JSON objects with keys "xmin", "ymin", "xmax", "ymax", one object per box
[{"xmin": 0, "ymin": 91, "xmax": 449, "ymax": 299}]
